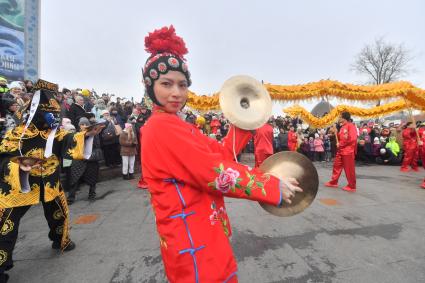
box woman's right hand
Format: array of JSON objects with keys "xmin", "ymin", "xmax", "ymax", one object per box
[{"xmin": 279, "ymin": 177, "xmax": 303, "ymax": 205}]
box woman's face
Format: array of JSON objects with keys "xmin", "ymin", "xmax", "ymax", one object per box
[
  {"xmin": 11, "ymin": 87, "xmax": 22, "ymax": 96},
  {"xmin": 153, "ymin": 71, "xmax": 188, "ymax": 114}
]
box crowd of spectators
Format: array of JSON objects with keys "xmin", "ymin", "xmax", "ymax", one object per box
[
  {"xmin": 182, "ymin": 110, "xmax": 425, "ymax": 168},
  {"xmin": 0, "ymin": 76, "xmax": 152, "ymax": 203},
  {"xmin": 1, "ymin": 76, "xmax": 424, "ymax": 194}
]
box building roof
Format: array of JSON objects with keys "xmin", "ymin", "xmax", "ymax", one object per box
[{"xmin": 311, "ymin": 100, "xmax": 334, "ymax": 117}]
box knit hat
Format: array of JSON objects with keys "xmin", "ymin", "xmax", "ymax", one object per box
[
  {"xmin": 142, "ymin": 25, "xmax": 191, "ymax": 106},
  {"xmin": 380, "ymin": 148, "xmax": 386, "ymax": 154},
  {"xmin": 78, "ymin": 117, "xmax": 90, "ymax": 126},
  {"xmin": 8, "ymin": 81, "xmax": 22, "ymax": 90},
  {"xmin": 81, "ymin": 89, "xmax": 90, "ymax": 97},
  {"xmin": 373, "ymin": 137, "xmax": 379, "ymax": 144},
  {"xmin": 63, "ymin": 123, "xmax": 76, "ymax": 133}
]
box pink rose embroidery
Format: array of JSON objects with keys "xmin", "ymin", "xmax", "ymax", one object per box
[
  {"xmin": 214, "ymin": 168, "xmax": 240, "ymax": 193},
  {"xmin": 209, "ymin": 202, "xmax": 229, "ymax": 236},
  {"xmin": 208, "ymin": 163, "xmax": 268, "ymax": 197}
]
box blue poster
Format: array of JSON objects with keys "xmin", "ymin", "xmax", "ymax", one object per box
[
  {"xmin": 0, "ymin": 0, "xmax": 26, "ymax": 81},
  {"xmin": 0, "ymin": 25, "xmax": 24, "ymax": 80}
]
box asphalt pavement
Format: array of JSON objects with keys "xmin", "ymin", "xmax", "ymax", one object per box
[{"xmin": 6, "ymin": 154, "xmax": 425, "ymax": 283}]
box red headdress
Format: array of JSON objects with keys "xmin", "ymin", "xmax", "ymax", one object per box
[
  {"xmin": 142, "ymin": 25, "xmax": 191, "ymax": 106},
  {"xmin": 145, "ymin": 25, "xmax": 188, "ymax": 59}
]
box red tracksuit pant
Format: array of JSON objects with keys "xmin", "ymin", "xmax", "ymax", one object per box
[
  {"xmin": 329, "ymin": 152, "xmax": 356, "ymax": 189},
  {"xmin": 401, "ymin": 147, "xmax": 418, "ymax": 170}
]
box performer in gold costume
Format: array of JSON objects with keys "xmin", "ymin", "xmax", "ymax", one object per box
[{"xmin": 0, "ymin": 80, "xmax": 102, "ymax": 283}]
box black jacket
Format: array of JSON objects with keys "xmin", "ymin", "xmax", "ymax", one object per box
[{"xmin": 67, "ymin": 103, "xmax": 86, "ymax": 128}]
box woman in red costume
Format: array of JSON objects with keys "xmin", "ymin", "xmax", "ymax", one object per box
[{"xmin": 140, "ymin": 26, "xmax": 302, "ymax": 283}]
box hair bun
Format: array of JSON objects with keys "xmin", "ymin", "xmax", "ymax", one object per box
[{"xmin": 144, "ymin": 25, "xmax": 188, "ymax": 58}]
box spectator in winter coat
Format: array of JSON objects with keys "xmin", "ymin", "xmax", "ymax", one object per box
[
  {"xmin": 372, "ymin": 137, "xmax": 382, "ymax": 158},
  {"xmin": 91, "ymin": 99, "xmax": 107, "ymax": 120},
  {"xmin": 385, "ymin": 136, "xmax": 400, "ymax": 157},
  {"xmin": 67, "ymin": 95, "xmax": 86, "ymax": 128},
  {"xmin": 0, "ymin": 76, "xmax": 9, "ymax": 95},
  {"xmin": 376, "ymin": 148, "xmax": 401, "ymax": 165},
  {"xmin": 119, "ymin": 123, "xmax": 138, "ymax": 180},
  {"xmin": 324, "ymin": 135, "xmax": 332, "ymax": 161},
  {"xmin": 110, "ymin": 106, "xmax": 125, "ymax": 129},
  {"xmin": 0, "ymin": 96, "xmax": 19, "ymax": 139},
  {"xmin": 301, "ymin": 137, "xmax": 310, "ymax": 157},
  {"xmin": 277, "ymin": 128, "xmax": 288, "ymax": 151},
  {"xmin": 313, "ymin": 134, "xmax": 325, "ymax": 162},
  {"xmin": 7, "ymin": 81, "xmax": 25, "ymax": 107},
  {"xmin": 24, "ymin": 80, "xmax": 34, "ymax": 93},
  {"xmin": 308, "ymin": 137, "xmax": 315, "ymax": 161}
]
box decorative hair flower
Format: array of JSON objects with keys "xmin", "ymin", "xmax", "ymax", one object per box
[{"xmin": 145, "ymin": 25, "xmax": 188, "ymax": 58}]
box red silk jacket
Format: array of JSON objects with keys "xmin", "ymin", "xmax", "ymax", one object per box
[{"xmin": 141, "ymin": 110, "xmax": 282, "ymax": 283}]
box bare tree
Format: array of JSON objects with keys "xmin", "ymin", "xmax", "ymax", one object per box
[{"xmin": 352, "ymin": 37, "xmax": 411, "ymax": 85}]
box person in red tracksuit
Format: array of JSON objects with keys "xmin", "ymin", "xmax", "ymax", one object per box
[
  {"xmin": 287, "ymin": 126, "xmax": 298, "ymax": 152},
  {"xmin": 253, "ymin": 122, "xmax": 274, "ymax": 167},
  {"xmin": 400, "ymin": 122, "xmax": 419, "ymax": 172},
  {"xmin": 418, "ymin": 124, "xmax": 425, "ymax": 189},
  {"xmin": 325, "ymin": 112, "xmax": 358, "ymax": 192}
]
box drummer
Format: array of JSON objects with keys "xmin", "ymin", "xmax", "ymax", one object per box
[{"xmin": 140, "ymin": 26, "xmax": 302, "ymax": 283}]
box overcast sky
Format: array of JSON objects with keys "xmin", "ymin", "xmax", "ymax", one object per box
[{"xmin": 40, "ymin": 0, "xmax": 425, "ymax": 112}]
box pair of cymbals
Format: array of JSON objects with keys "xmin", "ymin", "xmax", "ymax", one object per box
[{"xmin": 259, "ymin": 151, "xmax": 319, "ymax": 217}]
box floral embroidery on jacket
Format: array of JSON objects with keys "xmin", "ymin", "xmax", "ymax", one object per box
[
  {"xmin": 208, "ymin": 163, "xmax": 269, "ymax": 196},
  {"xmin": 209, "ymin": 164, "xmax": 240, "ymax": 193},
  {"xmin": 209, "ymin": 201, "xmax": 229, "ymax": 236}
]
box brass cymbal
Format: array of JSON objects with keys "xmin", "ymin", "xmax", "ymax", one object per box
[
  {"xmin": 259, "ymin": 151, "xmax": 319, "ymax": 217},
  {"xmin": 219, "ymin": 75, "xmax": 272, "ymax": 130}
]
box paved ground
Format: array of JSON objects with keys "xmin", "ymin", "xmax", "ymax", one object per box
[{"xmin": 6, "ymin": 154, "xmax": 425, "ymax": 283}]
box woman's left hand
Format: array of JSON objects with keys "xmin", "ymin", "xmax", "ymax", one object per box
[{"xmin": 279, "ymin": 177, "xmax": 303, "ymax": 204}]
